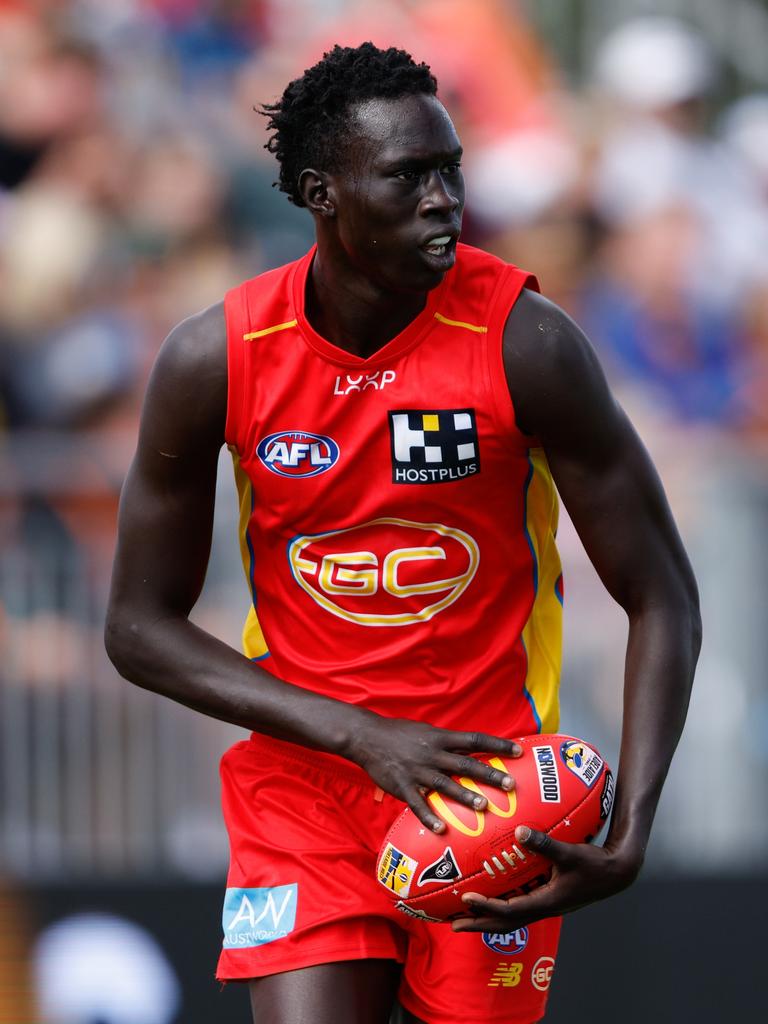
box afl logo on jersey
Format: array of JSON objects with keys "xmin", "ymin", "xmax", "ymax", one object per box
[
  {"xmin": 257, "ymin": 431, "xmax": 340, "ymax": 478},
  {"xmin": 288, "ymin": 518, "xmax": 479, "ymax": 626}
]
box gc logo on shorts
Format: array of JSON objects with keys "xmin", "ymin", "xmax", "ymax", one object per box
[{"xmin": 531, "ymin": 955, "xmax": 555, "ymax": 992}]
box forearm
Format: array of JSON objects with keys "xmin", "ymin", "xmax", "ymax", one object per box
[
  {"xmin": 105, "ymin": 606, "xmax": 524, "ymax": 833},
  {"xmin": 605, "ymin": 597, "xmax": 702, "ymax": 867},
  {"xmin": 104, "ymin": 609, "xmax": 371, "ymax": 758}
]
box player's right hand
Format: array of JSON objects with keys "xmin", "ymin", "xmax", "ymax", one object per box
[{"xmin": 346, "ymin": 714, "xmax": 522, "ymax": 833}]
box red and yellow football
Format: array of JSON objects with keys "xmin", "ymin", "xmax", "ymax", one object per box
[{"xmin": 376, "ymin": 733, "xmax": 614, "ymax": 922}]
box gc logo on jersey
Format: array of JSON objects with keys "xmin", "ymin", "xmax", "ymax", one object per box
[
  {"xmin": 257, "ymin": 431, "xmax": 339, "ymax": 478},
  {"xmin": 389, "ymin": 409, "xmax": 479, "ymax": 484},
  {"xmin": 288, "ymin": 518, "xmax": 479, "ymax": 626}
]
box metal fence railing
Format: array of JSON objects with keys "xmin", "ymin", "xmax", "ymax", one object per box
[
  {"xmin": 0, "ymin": 434, "xmax": 244, "ymax": 881},
  {"xmin": 1, "ymin": 430, "xmax": 767, "ymax": 879},
  {"xmin": 0, "ymin": 541, "xmax": 242, "ymax": 880}
]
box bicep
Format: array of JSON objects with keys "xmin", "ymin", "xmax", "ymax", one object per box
[
  {"xmin": 546, "ymin": 409, "xmax": 693, "ymax": 613},
  {"xmin": 112, "ymin": 447, "xmax": 219, "ymax": 619},
  {"xmin": 109, "ymin": 307, "xmax": 227, "ymax": 620},
  {"xmin": 505, "ymin": 293, "xmax": 696, "ymax": 613}
]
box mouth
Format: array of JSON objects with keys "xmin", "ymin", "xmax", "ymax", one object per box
[
  {"xmin": 422, "ymin": 234, "xmax": 453, "ymax": 257},
  {"xmin": 418, "ymin": 233, "xmax": 458, "ymax": 270}
]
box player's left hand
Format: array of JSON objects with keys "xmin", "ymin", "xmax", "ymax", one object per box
[{"xmin": 450, "ymin": 825, "xmax": 641, "ymax": 932}]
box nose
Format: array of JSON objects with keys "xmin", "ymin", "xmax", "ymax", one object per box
[{"xmin": 419, "ymin": 170, "xmax": 461, "ymax": 217}]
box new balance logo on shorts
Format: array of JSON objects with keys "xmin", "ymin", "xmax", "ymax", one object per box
[{"xmin": 388, "ymin": 409, "xmax": 480, "ymax": 484}]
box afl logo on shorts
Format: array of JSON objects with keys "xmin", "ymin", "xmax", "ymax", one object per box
[
  {"xmin": 482, "ymin": 928, "xmax": 529, "ymax": 955},
  {"xmin": 288, "ymin": 518, "xmax": 479, "ymax": 626},
  {"xmin": 257, "ymin": 431, "xmax": 340, "ymax": 478}
]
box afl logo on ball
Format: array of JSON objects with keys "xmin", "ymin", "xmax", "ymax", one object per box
[
  {"xmin": 482, "ymin": 928, "xmax": 529, "ymax": 955},
  {"xmin": 417, "ymin": 846, "xmax": 461, "ymax": 887},
  {"xmin": 257, "ymin": 431, "xmax": 339, "ymax": 478}
]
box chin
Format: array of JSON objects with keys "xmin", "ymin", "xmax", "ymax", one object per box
[{"xmin": 386, "ymin": 265, "xmax": 446, "ymax": 295}]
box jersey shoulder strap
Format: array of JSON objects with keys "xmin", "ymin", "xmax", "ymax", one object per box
[{"xmin": 223, "ymin": 251, "xmax": 312, "ymax": 449}]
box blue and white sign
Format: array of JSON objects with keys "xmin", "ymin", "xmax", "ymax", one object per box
[{"xmin": 222, "ymin": 884, "xmax": 298, "ymax": 949}]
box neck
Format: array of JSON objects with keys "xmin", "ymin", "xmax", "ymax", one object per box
[{"xmin": 306, "ymin": 248, "xmax": 429, "ymax": 359}]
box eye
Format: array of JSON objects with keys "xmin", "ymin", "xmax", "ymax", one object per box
[
  {"xmin": 394, "ymin": 168, "xmax": 420, "ymax": 182},
  {"xmin": 442, "ymin": 162, "xmax": 462, "ymax": 175}
]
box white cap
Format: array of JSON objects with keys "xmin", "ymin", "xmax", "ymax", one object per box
[
  {"xmin": 594, "ymin": 17, "xmax": 715, "ymax": 110},
  {"xmin": 468, "ymin": 130, "xmax": 578, "ymax": 226},
  {"xmin": 33, "ymin": 913, "xmax": 180, "ymax": 1024},
  {"xmin": 720, "ymin": 93, "xmax": 768, "ymax": 182}
]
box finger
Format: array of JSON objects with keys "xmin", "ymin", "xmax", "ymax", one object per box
[
  {"xmin": 443, "ymin": 753, "xmax": 516, "ymax": 792},
  {"xmin": 452, "ymin": 886, "xmax": 558, "ymax": 932},
  {"xmin": 516, "ymin": 825, "xmax": 577, "ymax": 866},
  {"xmin": 463, "ymin": 881, "xmax": 557, "ymax": 917},
  {"xmin": 429, "ymin": 773, "xmax": 493, "ymax": 812},
  {"xmin": 452, "ymin": 911, "xmax": 543, "ymax": 932},
  {"xmin": 452, "ymin": 913, "xmax": 522, "ymax": 932},
  {"xmin": 404, "ymin": 787, "xmax": 446, "ymax": 834},
  {"xmin": 445, "ymin": 732, "xmax": 523, "ymax": 758},
  {"xmin": 460, "ymin": 892, "xmax": 518, "ymax": 915}
]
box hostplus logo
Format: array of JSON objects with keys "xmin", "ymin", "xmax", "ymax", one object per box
[{"xmin": 388, "ymin": 408, "xmax": 480, "ymax": 484}]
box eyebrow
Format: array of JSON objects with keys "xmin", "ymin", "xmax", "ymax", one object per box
[{"xmin": 376, "ymin": 146, "xmax": 464, "ymax": 171}]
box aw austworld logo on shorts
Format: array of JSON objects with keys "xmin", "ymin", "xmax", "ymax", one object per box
[
  {"xmin": 257, "ymin": 431, "xmax": 339, "ymax": 478},
  {"xmin": 388, "ymin": 408, "xmax": 480, "ymax": 484},
  {"xmin": 222, "ymin": 884, "xmax": 298, "ymax": 948}
]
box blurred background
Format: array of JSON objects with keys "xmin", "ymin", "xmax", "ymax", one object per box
[{"xmin": 1, "ymin": 0, "xmax": 766, "ymax": 1021}]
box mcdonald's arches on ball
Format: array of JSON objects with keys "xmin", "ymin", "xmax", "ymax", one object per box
[{"xmin": 376, "ymin": 733, "xmax": 614, "ymax": 922}]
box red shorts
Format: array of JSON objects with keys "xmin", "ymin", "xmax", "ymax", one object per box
[{"xmin": 216, "ymin": 733, "xmax": 561, "ymax": 1024}]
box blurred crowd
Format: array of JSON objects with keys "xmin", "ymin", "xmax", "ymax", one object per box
[
  {"xmin": 3, "ymin": 0, "xmax": 768, "ymax": 442},
  {"xmin": 1, "ymin": 0, "xmax": 768, "ymax": 438},
  {"xmin": 3, "ymin": 0, "xmax": 768, "ymax": 528},
  {"xmin": 2, "ymin": 0, "xmax": 768, "ymax": 880},
  {"xmin": 5, "ymin": 6, "xmax": 768, "ymax": 1020}
]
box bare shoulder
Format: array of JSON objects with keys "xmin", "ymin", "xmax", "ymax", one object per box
[
  {"xmin": 140, "ymin": 300, "xmax": 227, "ymax": 454},
  {"xmin": 150, "ymin": 300, "xmax": 227, "ymax": 402},
  {"xmin": 504, "ymin": 288, "xmax": 592, "ymax": 367},
  {"xmin": 502, "ymin": 287, "xmax": 620, "ymax": 450}
]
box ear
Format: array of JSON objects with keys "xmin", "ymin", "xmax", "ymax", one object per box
[{"xmin": 299, "ymin": 168, "xmax": 335, "ymax": 217}]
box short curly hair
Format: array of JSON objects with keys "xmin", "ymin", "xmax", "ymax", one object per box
[{"xmin": 261, "ymin": 42, "xmax": 438, "ymax": 207}]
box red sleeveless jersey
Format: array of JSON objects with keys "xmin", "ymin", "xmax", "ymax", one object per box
[{"xmin": 224, "ymin": 243, "xmax": 562, "ymax": 738}]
